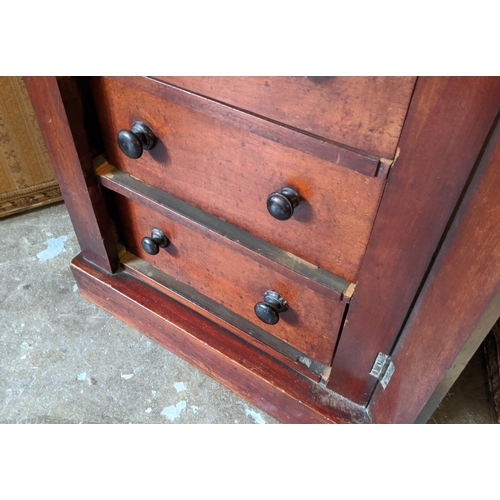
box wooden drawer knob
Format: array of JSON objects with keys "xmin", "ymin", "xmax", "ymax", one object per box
[
  {"xmin": 141, "ymin": 228, "xmax": 170, "ymax": 255},
  {"xmin": 254, "ymin": 290, "xmax": 289, "ymax": 325},
  {"xmin": 266, "ymin": 187, "xmax": 300, "ymax": 220},
  {"xmin": 117, "ymin": 121, "xmax": 156, "ymax": 159}
]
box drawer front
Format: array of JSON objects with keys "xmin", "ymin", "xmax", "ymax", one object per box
[
  {"xmin": 93, "ymin": 77, "xmax": 385, "ymax": 283},
  {"xmin": 113, "ymin": 193, "xmax": 347, "ymax": 365},
  {"xmin": 153, "ymin": 76, "xmax": 416, "ymax": 159}
]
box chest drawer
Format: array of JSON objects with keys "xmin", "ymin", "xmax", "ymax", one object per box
[
  {"xmin": 27, "ymin": 75, "xmax": 500, "ymax": 424},
  {"xmin": 111, "ymin": 192, "xmax": 347, "ymax": 366},
  {"xmin": 153, "ymin": 76, "xmax": 416, "ymax": 158},
  {"xmin": 93, "ymin": 77, "xmax": 385, "ymax": 282}
]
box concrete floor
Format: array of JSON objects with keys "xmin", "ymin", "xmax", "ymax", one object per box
[
  {"xmin": 429, "ymin": 347, "xmax": 495, "ymax": 424},
  {"xmin": 0, "ymin": 203, "xmax": 495, "ymax": 424}
]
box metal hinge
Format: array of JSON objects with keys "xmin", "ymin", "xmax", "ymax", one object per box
[{"xmin": 370, "ymin": 352, "xmax": 395, "ymax": 389}]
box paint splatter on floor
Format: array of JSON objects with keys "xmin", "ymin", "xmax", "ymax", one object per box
[
  {"xmin": 161, "ymin": 401, "xmax": 187, "ymax": 422},
  {"xmin": 191, "ymin": 405, "xmax": 199, "ymax": 414},
  {"xmin": 121, "ymin": 374, "xmax": 134, "ymax": 380},
  {"xmin": 245, "ymin": 409, "xmax": 266, "ymax": 424},
  {"xmin": 73, "ymin": 284, "xmax": 78, "ymax": 292},
  {"xmin": 36, "ymin": 235, "xmax": 67, "ymax": 262},
  {"xmin": 173, "ymin": 382, "xmax": 186, "ymax": 392}
]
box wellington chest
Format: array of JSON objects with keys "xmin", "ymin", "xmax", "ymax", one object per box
[{"xmin": 25, "ymin": 76, "xmax": 500, "ymax": 423}]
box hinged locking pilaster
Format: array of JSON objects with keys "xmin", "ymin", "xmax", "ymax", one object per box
[{"xmin": 370, "ymin": 352, "xmax": 395, "ymax": 389}]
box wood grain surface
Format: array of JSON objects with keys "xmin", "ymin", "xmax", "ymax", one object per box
[
  {"xmin": 370, "ymin": 120, "xmax": 500, "ymax": 423},
  {"xmin": 121, "ymin": 252, "xmax": 325, "ymax": 380},
  {"xmin": 24, "ymin": 77, "xmax": 119, "ymax": 272},
  {"xmin": 153, "ymin": 76, "xmax": 416, "ymax": 159},
  {"xmin": 112, "ymin": 193, "xmax": 346, "ymax": 365},
  {"xmin": 72, "ymin": 252, "xmax": 370, "ymax": 424},
  {"xmin": 328, "ymin": 76, "xmax": 500, "ymax": 403},
  {"xmin": 113, "ymin": 77, "xmax": 382, "ymax": 177},
  {"xmin": 96, "ymin": 161, "xmax": 350, "ymax": 301},
  {"xmin": 92, "ymin": 76, "xmax": 385, "ymax": 282}
]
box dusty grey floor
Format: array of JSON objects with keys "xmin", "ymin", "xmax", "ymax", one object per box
[
  {"xmin": 0, "ymin": 203, "xmax": 495, "ymax": 424},
  {"xmin": 0, "ymin": 203, "xmax": 278, "ymax": 424}
]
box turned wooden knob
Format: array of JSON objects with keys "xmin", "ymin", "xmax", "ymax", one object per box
[
  {"xmin": 141, "ymin": 228, "xmax": 170, "ymax": 255},
  {"xmin": 266, "ymin": 187, "xmax": 300, "ymax": 221},
  {"xmin": 254, "ymin": 290, "xmax": 289, "ymax": 325},
  {"xmin": 117, "ymin": 121, "xmax": 156, "ymax": 159}
]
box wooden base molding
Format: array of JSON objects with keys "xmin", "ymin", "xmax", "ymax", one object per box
[{"xmin": 71, "ymin": 252, "xmax": 370, "ymax": 424}]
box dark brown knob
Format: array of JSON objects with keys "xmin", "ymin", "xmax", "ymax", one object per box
[
  {"xmin": 254, "ymin": 290, "xmax": 289, "ymax": 325},
  {"xmin": 141, "ymin": 228, "xmax": 170, "ymax": 255},
  {"xmin": 266, "ymin": 187, "xmax": 300, "ymax": 221},
  {"xmin": 117, "ymin": 121, "xmax": 156, "ymax": 159}
]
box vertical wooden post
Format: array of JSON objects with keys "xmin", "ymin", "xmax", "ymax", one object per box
[
  {"xmin": 328, "ymin": 77, "xmax": 500, "ymax": 404},
  {"xmin": 24, "ymin": 77, "xmax": 119, "ymax": 273},
  {"xmin": 369, "ymin": 121, "xmax": 500, "ymax": 423}
]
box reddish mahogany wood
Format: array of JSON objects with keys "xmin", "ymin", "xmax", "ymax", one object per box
[
  {"xmin": 92, "ymin": 76, "xmax": 385, "ymax": 282},
  {"xmin": 112, "ymin": 193, "xmax": 346, "ymax": 365},
  {"xmin": 414, "ymin": 289, "xmax": 500, "ymax": 423},
  {"xmin": 96, "ymin": 162, "xmax": 349, "ymax": 301},
  {"xmin": 112, "ymin": 76, "xmax": 381, "ymax": 176},
  {"xmin": 121, "ymin": 252, "xmax": 323, "ymax": 381},
  {"xmin": 153, "ymin": 76, "xmax": 416, "ymax": 159},
  {"xmin": 27, "ymin": 76, "xmax": 500, "ymax": 424},
  {"xmin": 23, "ymin": 77, "xmax": 119, "ymax": 272},
  {"xmin": 369, "ymin": 122, "xmax": 500, "ymax": 423},
  {"xmin": 71, "ymin": 253, "xmax": 370, "ymax": 424},
  {"xmin": 328, "ymin": 77, "xmax": 500, "ymax": 403}
]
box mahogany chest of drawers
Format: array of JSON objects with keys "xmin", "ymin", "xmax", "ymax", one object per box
[{"xmin": 25, "ymin": 76, "xmax": 500, "ymax": 423}]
